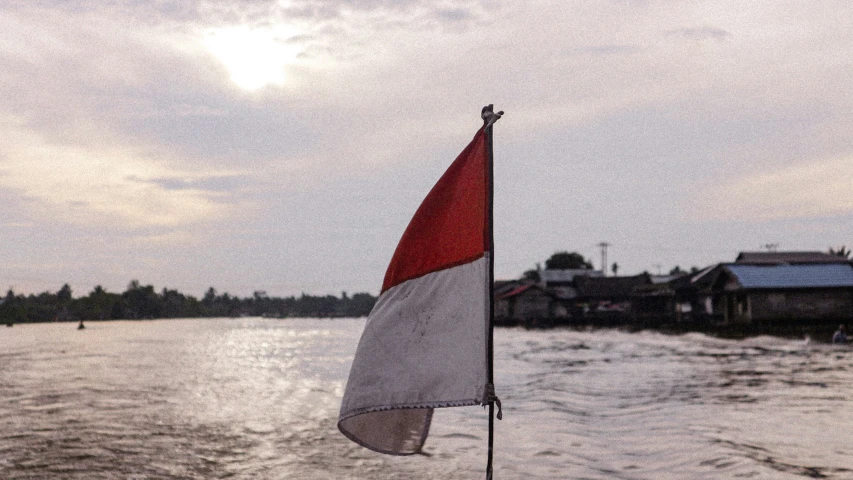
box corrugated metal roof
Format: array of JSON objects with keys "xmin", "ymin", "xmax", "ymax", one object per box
[
  {"xmin": 735, "ymin": 251, "xmax": 843, "ymax": 264},
  {"xmin": 497, "ymin": 284, "xmax": 556, "ymax": 300},
  {"xmin": 574, "ymin": 274, "xmax": 651, "ymax": 297},
  {"xmin": 497, "ymin": 284, "xmax": 535, "ymax": 299},
  {"xmin": 540, "ymin": 269, "xmax": 603, "ymax": 284},
  {"xmin": 725, "ymin": 264, "xmax": 853, "ymax": 289}
]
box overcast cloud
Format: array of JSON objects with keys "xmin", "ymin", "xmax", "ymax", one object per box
[{"xmin": 1, "ymin": 0, "xmax": 852, "ymax": 297}]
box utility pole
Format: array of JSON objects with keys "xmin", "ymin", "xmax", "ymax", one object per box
[{"xmin": 598, "ymin": 242, "xmax": 610, "ymax": 277}]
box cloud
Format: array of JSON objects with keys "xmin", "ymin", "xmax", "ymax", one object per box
[
  {"xmin": 126, "ymin": 174, "xmax": 250, "ymax": 192},
  {"xmin": 0, "ymin": 6, "xmax": 332, "ymax": 170},
  {"xmin": 564, "ymin": 44, "xmax": 641, "ymax": 56},
  {"xmin": 665, "ymin": 26, "xmax": 731, "ymax": 41},
  {"xmin": 695, "ymin": 156, "xmax": 853, "ymax": 221},
  {"xmin": 0, "ymin": 119, "xmax": 248, "ymax": 227},
  {"xmin": 2, "ymin": 0, "xmax": 853, "ymax": 296}
]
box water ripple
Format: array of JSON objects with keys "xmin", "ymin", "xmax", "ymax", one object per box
[{"xmin": 2, "ymin": 320, "xmax": 852, "ymax": 478}]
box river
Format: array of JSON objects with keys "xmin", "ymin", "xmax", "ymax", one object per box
[{"xmin": 1, "ymin": 318, "xmax": 851, "ymax": 479}]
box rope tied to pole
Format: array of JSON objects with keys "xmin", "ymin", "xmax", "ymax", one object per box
[{"xmin": 484, "ymin": 383, "xmax": 503, "ymax": 420}]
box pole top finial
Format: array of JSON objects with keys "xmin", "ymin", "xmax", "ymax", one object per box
[{"xmin": 481, "ymin": 105, "xmax": 504, "ymax": 129}]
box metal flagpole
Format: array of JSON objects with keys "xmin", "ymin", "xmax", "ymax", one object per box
[{"xmin": 482, "ymin": 104, "xmax": 503, "ymax": 480}]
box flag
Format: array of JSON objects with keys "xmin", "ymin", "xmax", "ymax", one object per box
[{"xmin": 338, "ymin": 126, "xmax": 491, "ymax": 455}]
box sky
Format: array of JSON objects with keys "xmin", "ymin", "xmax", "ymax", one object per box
[{"xmin": 1, "ymin": 0, "xmax": 852, "ymax": 298}]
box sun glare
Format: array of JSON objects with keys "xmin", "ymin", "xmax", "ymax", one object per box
[{"xmin": 203, "ymin": 25, "xmax": 301, "ymax": 91}]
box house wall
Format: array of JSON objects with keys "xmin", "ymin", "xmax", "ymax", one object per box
[
  {"xmin": 495, "ymin": 290, "xmax": 555, "ymax": 321},
  {"xmin": 711, "ymin": 292, "xmax": 749, "ymax": 324},
  {"xmin": 511, "ymin": 291, "xmax": 553, "ymax": 319},
  {"xmin": 747, "ymin": 289, "xmax": 853, "ymax": 320},
  {"xmin": 495, "ymin": 299, "xmax": 511, "ymax": 319}
]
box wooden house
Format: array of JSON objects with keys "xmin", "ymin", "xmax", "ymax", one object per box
[
  {"xmin": 572, "ymin": 274, "xmax": 652, "ymax": 323},
  {"xmin": 538, "ymin": 268, "xmax": 603, "ymax": 301},
  {"xmin": 705, "ymin": 263, "xmax": 853, "ymax": 323},
  {"xmin": 494, "ymin": 283, "xmax": 567, "ymax": 327}
]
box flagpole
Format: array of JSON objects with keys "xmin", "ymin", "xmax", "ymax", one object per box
[{"xmin": 482, "ymin": 104, "xmax": 502, "ymax": 480}]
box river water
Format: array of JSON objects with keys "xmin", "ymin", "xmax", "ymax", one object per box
[{"xmin": 1, "ymin": 318, "xmax": 852, "ymax": 479}]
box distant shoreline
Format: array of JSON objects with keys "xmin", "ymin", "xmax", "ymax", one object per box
[
  {"xmin": 7, "ymin": 314, "xmax": 848, "ymax": 345},
  {"xmin": 0, "ymin": 281, "xmax": 378, "ymax": 324}
]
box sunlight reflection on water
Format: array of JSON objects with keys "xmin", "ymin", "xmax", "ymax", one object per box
[{"xmin": 1, "ymin": 318, "xmax": 852, "ymax": 479}]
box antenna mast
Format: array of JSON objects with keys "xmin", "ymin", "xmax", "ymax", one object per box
[{"xmin": 598, "ymin": 242, "xmax": 611, "ymax": 276}]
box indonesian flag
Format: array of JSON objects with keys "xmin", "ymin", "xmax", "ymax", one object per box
[{"xmin": 338, "ymin": 127, "xmax": 490, "ymax": 455}]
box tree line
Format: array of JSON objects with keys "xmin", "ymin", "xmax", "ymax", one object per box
[{"xmin": 0, "ymin": 281, "xmax": 377, "ymax": 324}]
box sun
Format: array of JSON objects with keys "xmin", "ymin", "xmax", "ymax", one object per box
[{"xmin": 202, "ymin": 25, "xmax": 301, "ymax": 91}]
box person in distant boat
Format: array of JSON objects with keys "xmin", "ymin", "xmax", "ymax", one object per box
[
  {"xmin": 832, "ymin": 324, "xmax": 846, "ymax": 344},
  {"xmin": 77, "ymin": 320, "xmax": 85, "ymax": 330}
]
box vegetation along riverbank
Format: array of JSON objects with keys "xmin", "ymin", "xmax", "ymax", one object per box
[
  {"xmin": 4, "ymin": 248, "xmax": 852, "ymax": 343},
  {"xmin": 0, "ymin": 281, "xmax": 376, "ymax": 323}
]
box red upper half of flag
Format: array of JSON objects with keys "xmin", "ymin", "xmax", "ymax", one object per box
[{"xmin": 381, "ymin": 128, "xmax": 490, "ymax": 293}]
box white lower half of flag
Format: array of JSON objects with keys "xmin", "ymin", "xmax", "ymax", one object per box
[{"xmin": 338, "ymin": 256, "xmax": 489, "ymax": 454}]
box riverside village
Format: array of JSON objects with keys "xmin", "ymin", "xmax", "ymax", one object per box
[
  {"xmin": 3, "ymin": 248, "xmax": 852, "ymax": 343},
  {"xmin": 495, "ymin": 248, "xmax": 853, "ymax": 342}
]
